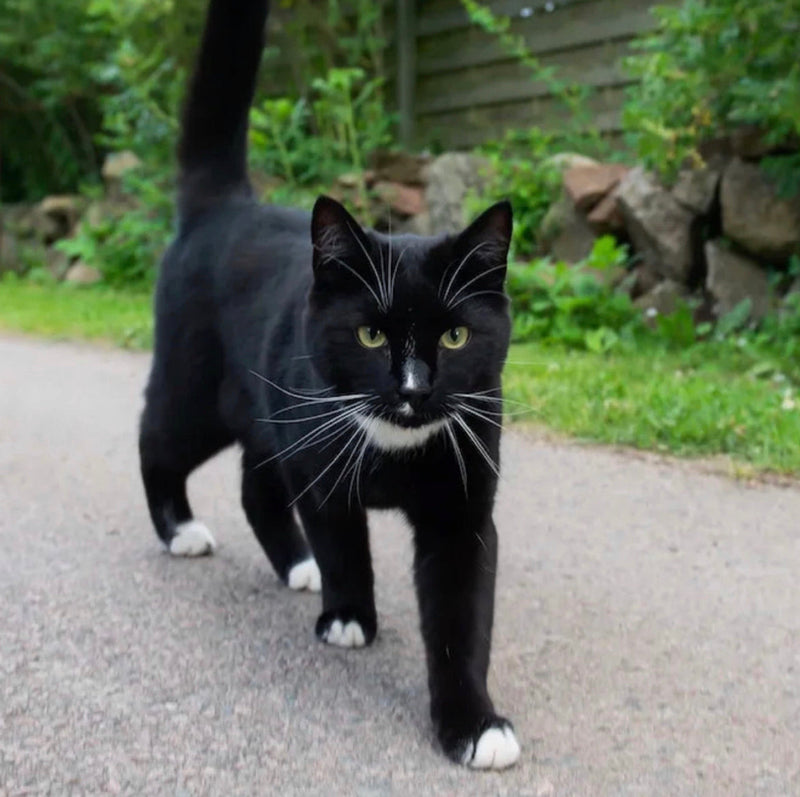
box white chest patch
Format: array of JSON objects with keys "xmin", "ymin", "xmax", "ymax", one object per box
[{"xmin": 355, "ymin": 414, "xmax": 448, "ymax": 452}]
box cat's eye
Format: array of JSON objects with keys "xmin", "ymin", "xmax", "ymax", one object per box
[
  {"xmin": 440, "ymin": 326, "xmax": 470, "ymax": 350},
  {"xmin": 356, "ymin": 326, "xmax": 388, "ymax": 348}
]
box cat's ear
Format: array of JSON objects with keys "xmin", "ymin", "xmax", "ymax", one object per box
[
  {"xmin": 446, "ymin": 200, "xmax": 513, "ymax": 297},
  {"xmin": 310, "ymin": 195, "xmax": 368, "ymax": 271}
]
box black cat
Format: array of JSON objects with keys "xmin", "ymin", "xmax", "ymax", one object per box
[{"xmin": 139, "ymin": 0, "xmax": 519, "ymax": 769}]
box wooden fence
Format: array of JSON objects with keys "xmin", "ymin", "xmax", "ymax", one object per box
[{"xmin": 393, "ymin": 0, "xmax": 671, "ymax": 149}]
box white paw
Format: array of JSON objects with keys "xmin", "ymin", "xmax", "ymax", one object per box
[
  {"xmin": 321, "ymin": 619, "xmax": 366, "ymax": 648},
  {"xmin": 168, "ymin": 520, "xmax": 216, "ymax": 557},
  {"xmin": 464, "ymin": 725, "xmax": 520, "ymax": 770},
  {"xmin": 287, "ymin": 558, "xmax": 321, "ymax": 592}
]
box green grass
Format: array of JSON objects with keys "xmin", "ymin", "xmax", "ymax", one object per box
[
  {"xmin": 505, "ymin": 343, "xmax": 800, "ymax": 475},
  {"xmin": 0, "ymin": 277, "xmax": 153, "ymax": 349},
  {"xmin": 2, "ymin": 278, "xmax": 799, "ymax": 475}
]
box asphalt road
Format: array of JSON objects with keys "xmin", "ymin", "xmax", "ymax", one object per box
[{"xmin": 1, "ymin": 335, "xmax": 799, "ymax": 796}]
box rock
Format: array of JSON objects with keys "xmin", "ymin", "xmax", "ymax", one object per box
[
  {"xmin": 64, "ymin": 261, "xmax": 103, "ymax": 285},
  {"xmin": 424, "ymin": 153, "xmax": 492, "ymax": 234},
  {"xmin": 633, "ymin": 279, "xmax": 688, "ymax": 318},
  {"xmin": 0, "ymin": 231, "xmax": 21, "ymax": 274},
  {"xmin": 616, "ymin": 167, "xmax": 694, "ymax": 282},
  {"xmin": 720, "ymin": 158, "xmax": 800, "ymax": 261},
  {"xmin": 102, "ymin": 150, "xmax": 141, "ymax": 182},
  {"xmin": 541, "ymin": 152, "xmax": 600, "ymax": 174},
  {"xmin": 2, "ymin": 203, "xmax": 39, "ymax": 239},
  {"xmin": 372, "ymin": 181, "xmax": 425, "ymax": 217},
  {"xmin": 335, "ymin": 172, "xmax": 363, "ymax": 189},
  {"xmin": 370, "ymin": 150, "xmax": 430, "ymax": 185},
  {"xmin": 538, "ymin": 193, "xmax": 596, "ymax": 263},
  {"xmin": 394, "ymin": 210, "xmax": 432, "ymax": 236},
  {"xmin": 626, "ymin": 263, "xmax": 661, "ymax": 299},
  {"xmin": 46, "ymin": 247, "xmax": 72, "ymax": 280},
  {"xmin": 587, "ymin": 187, "xmax": 625, "ymax": 233},
  {"xmin": 37, "ymin": 195, "xmax": 84, "ymax": 241},
  {"xmin": 563, "ymin": 163, "xmax": 629, "ymax": 212},
  {"xmin": 672, "ymin": 166, "xmax": 720, "ymax": 215},
  {"xmin": 705, "ymin": 240, "xmax": 771, "ymax": 321}
]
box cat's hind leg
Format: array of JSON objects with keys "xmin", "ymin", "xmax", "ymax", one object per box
[
  {"xmin": 241, "ymin": 453, "xmax": 319, "ymax": 591},
  {"xmin": 139, "ymin": 394, "xmax": 233, "ymax": 557}
]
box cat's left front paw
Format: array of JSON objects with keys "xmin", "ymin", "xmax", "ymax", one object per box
[
  {"xmin": 462, "ymin": 721, "xmax": 520, "ymax": 769},
  {"xmin": 315, "ymin": 607, "xmax": 377, "ymax": 649}
]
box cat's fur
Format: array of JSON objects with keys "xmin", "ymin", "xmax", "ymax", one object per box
[{"xmin": 139, "ymin": 0, "xmax": 519, "ymax": 769}]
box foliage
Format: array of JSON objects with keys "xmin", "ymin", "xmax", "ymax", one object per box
[
  {"xmin": 57, "ymin": 173, "xmax": 173, "ymax": 287},
  {"xmin": 507, "ymin": 236, "xmax": 642, "ymax": 350},
  {"xmin": 1, "ymin": 0, "xmax": 391, "ymax": 203},
  {"xmin": 0, "ymin": 0, "xmax": 204, "ymax": 201},
  {"xmin": 249, "ymin": 67, "xmax": 392, "ymax": 190},
  {"xmin": 623, "ymin": 0, "xmax": 800, "ymax": 179}
]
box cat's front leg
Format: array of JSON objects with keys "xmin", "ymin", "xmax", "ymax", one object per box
[
  {"xmin": 409, "ymin": 506, "xmax": 520, "ymax": 769},
  {"xmin": 296, "ymin": 502, "xmax": 377, "ymax": 648}
]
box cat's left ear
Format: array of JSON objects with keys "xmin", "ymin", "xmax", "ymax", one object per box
[
  {"xmin": 448, "ymin": 200, "xmax": 513, "ymax": 295},
  {"xmin": 310, "ymin": 195, "xmax": 369, "ymax": 272}
]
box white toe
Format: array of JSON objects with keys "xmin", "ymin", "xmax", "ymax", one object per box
[
  {"xmin": 322, "ymin": 619, "xmax": 366, "ymax": 648},
  {"xmin": 287, "ymin": 558, "xmax": 321, "ymax": 592},
  {"xmin": 168, "ymin": 521, "xmax": 216, "ymax": 557},
  {"xmin": 466, "ymin": 725, "xmax": 520, "ymax": 770}
]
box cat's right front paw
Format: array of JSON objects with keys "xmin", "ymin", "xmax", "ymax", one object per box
[
  {"xmin": 439, "ymin": 715, "xmax": 520, "ymax": 770},
  {"xmin": 315, "ymin": 607, "xmax": 377, "ymax": 649}
]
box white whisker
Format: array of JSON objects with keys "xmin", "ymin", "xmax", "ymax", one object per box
[
  {"xmin": 319, "ymin": 425, "xmax": 369, "ymax": 508},
  {"xmin": 444, "ymin": 422, "xmax": 468, "ymax": 496},
  {"xmin": 290, "ymin": 421, "xmax": 367, "ymax": 507},
  {"xmin": 318, "ymin": 250, "xmax": 385, "ymax": 310},
  {"xmin": 446, "ymin": 264, "xmax": 507, "ymax": 307},
  {"xmin": 256, "ymin": 401, "xmax": 370, "ymax": 466},
  {"xmin": 447, "ymin": 289, "xmax": 507, "ymax": 310},
  {"xmin": 451, "ymin": 413, "xmax": 501, "ymax": 479},
  {"xmin": 452, "ymin": 401, "xmax": 505, "ymax": 430},
  {"xmin": 249, "ymin": 370, "xmax": 367, "ymax": 403},
  {"xmin": 390, "ymin": 241, "xmax": 410, "ymax": 303},
  {"xmin": 346, "ymin": 222, "xmax": 388, "ymax": 309},
  {"xmin": 441, "ymin": 240, "xmax": 490, "ymax": 304}
]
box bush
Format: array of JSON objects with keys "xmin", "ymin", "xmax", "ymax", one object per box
[
  {"xmin": 624, "ymin": 0, "xmax": 800, "ymax": 181},
  {"xmin": 507, "ymin": 236, "xmax": 643, "ymax": 350}
]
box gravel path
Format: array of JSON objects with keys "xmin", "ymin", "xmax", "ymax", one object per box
[{"xmin": 1, "ymin": 335, "xmax": 798, "ymax": 796}]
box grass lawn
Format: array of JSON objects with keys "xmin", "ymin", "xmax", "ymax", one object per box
[
  {"xmin": 0, "ymin": 278, "xmax": 153, "ymax": 349},
  {"xmin": 3, "ymin": 279, "xmax": 799, "ymax": 475}
]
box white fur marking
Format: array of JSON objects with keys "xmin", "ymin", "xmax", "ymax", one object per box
[
  {"xmin": 169, "ymin": 520, "xmax": 216, "ymax": 557},
  {"xmin": 356, "ymin": 414, "xmax": 447, "ymax": 451},
  {"xmin": 465, "ymin": 726, "xmax": 520, "ymax": 770},
  {"xmin": 402, "ymin": 367, "xmax": 418, "ymax": 392},
  {"xmin": 322, "ymin": 619, "xmax": 366, "ymax": 648},
  {"xmin": 398, "ymin": 402, "xmax": 413, "ymax": 417},
  {"xmin": 287, "ymin": 558, "xmax": 322, "ymax": 592}
]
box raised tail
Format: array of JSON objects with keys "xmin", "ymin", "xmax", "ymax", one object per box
[{"xmin": 177, "ymin": 0, "xmax": 270, "ymax": 221}]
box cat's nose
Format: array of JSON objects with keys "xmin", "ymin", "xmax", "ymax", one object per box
[{"xmin": 397, "ymin": 360, "xmax": 432, "ymax": 409}]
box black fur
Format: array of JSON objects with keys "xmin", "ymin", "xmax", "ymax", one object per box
[{"xmin": 140, "ymin": 0, "xmax": 517, "ymax": 765}]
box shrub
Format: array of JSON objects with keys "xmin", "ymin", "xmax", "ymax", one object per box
[
  {"xmin": 624, "ymin": 0, "xmax": 800, "ymax": 181},
  {"xmin": 507, "ymin": 236, "xmax": 642, "ymax": 350}
]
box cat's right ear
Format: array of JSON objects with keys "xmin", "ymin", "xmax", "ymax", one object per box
[{"xmin": 310, "ymin": 195, "xmax": 366, "ymax": 271}]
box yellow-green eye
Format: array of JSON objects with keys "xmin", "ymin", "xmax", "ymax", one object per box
[
  {"xmin": 356, "ymin": 326, "xmax": 387, "ymax": 348},
  {"xmin": 440, "ymin": 326, "xmax": 470, "ymax": 350}
]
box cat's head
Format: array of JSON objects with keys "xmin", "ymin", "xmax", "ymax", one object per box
[{"xmin": 305, "ymin": 195, "xmax": 512, "ymax": 449}]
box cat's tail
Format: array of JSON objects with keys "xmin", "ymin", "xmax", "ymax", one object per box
[{"xmin": 177, "ymin": 0, "xmax": 270, "ymax": 222}]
